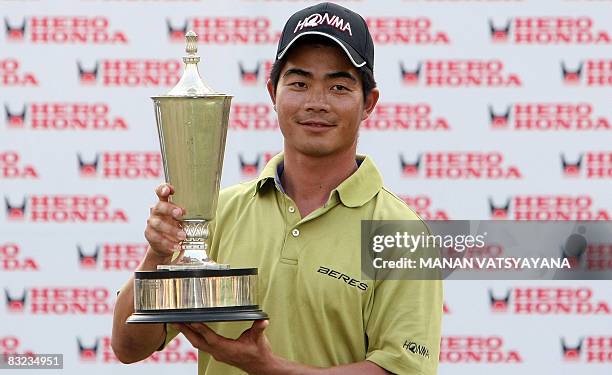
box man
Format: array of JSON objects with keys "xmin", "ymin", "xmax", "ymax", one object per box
[{"xmin": 112, "ymin": 2, "xmax": 442, "ymax": 374}]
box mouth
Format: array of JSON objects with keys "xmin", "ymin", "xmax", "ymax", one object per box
[{"xmin": 298, "ymin": 120, "xmax": 335, "ymax": 129}]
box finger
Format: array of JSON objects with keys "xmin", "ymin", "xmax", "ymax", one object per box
[
  {"xmin": 173, "ymin": 323, "xmax": 212, "ymax": 352},
  {"xmin": 250, "ymin": 319, "xmax": 269, "ymax": 337},
  {"xmin": 152, "ymin": 201, "xmax": 185, "ymax": 219},
  {"xmin": 148, "ymin": 216, "xmax": 185, "ymax": 240},
  {"xmin": 155, "ymin": 183, "xmax": 175, "ymax": 202},
  {"xmin": 188, "ymin": 323, "xmax": 232, "ymax": 346},
  {"xmin": 144, "ymin": 227, "xmax": 181, "ymax": 253}
]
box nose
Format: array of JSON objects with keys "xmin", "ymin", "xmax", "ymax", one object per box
[{"xmin": 303, "ymin": 85, "xmax": 330, "ymax": 113}]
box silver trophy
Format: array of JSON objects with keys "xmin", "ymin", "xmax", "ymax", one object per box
[{"xmin": 127, "ymin": 32, "xmax": 267, "ymax": 323}]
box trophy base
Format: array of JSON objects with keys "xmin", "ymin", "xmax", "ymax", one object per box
[
  {"xmin": 127, "ymin": 306, "xmax": 269, "ymax": 324},
  {"xmin": 129, "ymin": 267, "xmax": 266, "ymax": 324}
]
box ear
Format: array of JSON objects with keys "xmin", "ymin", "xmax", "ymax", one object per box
[
  {"xmin": 266, "ymin": 79, "xmax": 276, "ymax": 110},
  {"xmin": 361, "ymin": 87, "xmax": 379, "ymax": 121}
]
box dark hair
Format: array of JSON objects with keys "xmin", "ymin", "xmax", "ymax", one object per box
[{"xmin": 268, "ymin": 36, "xmax": 376, "ymax": 101}]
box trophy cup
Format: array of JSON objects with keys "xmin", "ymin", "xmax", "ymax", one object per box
[{"xmin": 127, "ymin": 31, "xmax": 268, "ymax": 323}]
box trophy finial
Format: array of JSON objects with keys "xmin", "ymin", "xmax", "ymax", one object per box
[
  {"xmin": 185, "ymin": 31, "xmax": 198, "ymax": 59},
  {"xmin": 167, "ymin": 30, "xmax": 216, "ymax": 96}
]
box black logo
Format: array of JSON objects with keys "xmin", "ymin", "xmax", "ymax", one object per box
[
  {"xmin": 5, "ymin": 197, "xmax": 27, "ymax": 220},
  {"xmin": 77, "ymin": 153, "xmax": 100, "ymax": 177},
  {"xmin": 77, "ymin": 338, "xmax": 99, "ymax": 361},
  {"xmin": 561, "ymin": 337, "xmax": 583, "ymax": 361},
  {"xmin": 561, "ymin": 61, "xmax": 583, "ymax": 85},
  {"xmin": 167, "ymin": 19, "xmax": 188, "ymax": 42},
  {"xmin": 489, "ymin": 197, "xmax": 511, "ymax": 219},
  {"xmin": 317, "ymin": 266, "xmax": 368, "ymax": 291},
  {"xmin": 239, "ymin": 62, "xmax": 261, "ymax": 85},
  {"xmin": 4, "ymin": 104, "xmax": 27, "ymax": 128},
  {"xmin": 403, "ymin": 340, "xmax": 430, "ymax": 359},
  {"xmin": 77, "ymin": 61, "xmax": 99, "ymax": 84},
  {"xmin": 77, "ymin": 245, "xmax": 100, "ymax": 269},
  {"xmin": 399, "ymin": 154, "xmax": 421, "ymax": 177},
  {"xmin": 5, "ymin": 18, "xmax": 26, "ymax": 41},
  {"xmin": 561, "ymin": 153, "xmax": 583, "ymax": 177},
  {"xmin": 489, "ymin": 19, "xmax": 511, "ymax": 42},
  {"xmin": 489, "ymin": 289, "xmax": 511, "ymax": 312},
  {"xmin": 239, "ymin": 154, "xmax": 261, "ymax": 176},
  {"xmin": 5, "ymin": 289, "xmax": 26, "ymax": 313},
  {"xmin": 489, "ymin": 105, "xmax": 511, "ymax": 129},
  {"xmin": 400, "ymin": 62, "xmax": 421, "ymax": 85}
]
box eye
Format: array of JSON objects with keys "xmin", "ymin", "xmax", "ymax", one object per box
[
  {"xmin": 289, "ymin": 81, "xmax": 307, "ymax": 88},
  {"xmin": 331, "ymin": 84, "xmax": 349, "ymax": 91}
]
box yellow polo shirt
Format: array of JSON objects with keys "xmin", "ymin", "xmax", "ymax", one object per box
[{"xmin": 162, "ymin": 153, "xmax": 442, "ymax": 375}]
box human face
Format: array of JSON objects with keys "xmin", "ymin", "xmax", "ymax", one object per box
[{"xmin": 267, "ymin": 43, "xmax": 378, "ymax": 158}]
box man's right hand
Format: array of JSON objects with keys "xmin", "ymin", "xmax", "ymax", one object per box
[{"xmin": 144, "ymin": 183, "xmax": 187, "ymax": 261}]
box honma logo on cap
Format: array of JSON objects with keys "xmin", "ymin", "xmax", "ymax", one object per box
[{"xmin": 294, "ymin": 13, "xmax": 352, "ymax": 36}]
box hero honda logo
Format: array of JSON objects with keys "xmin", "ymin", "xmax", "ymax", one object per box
[
  {"xmin": 362, "ymin": 103, "xmax": 450, "ymax": 131},
  {"xmin": 239, "ymin": 152, "xmax": 278, "ymax": 178},
  {"xmin": 230, "ymin": 103, "xmax": 278, "ymax": 130},
  {"xmin": 167, "ymin": 18, "xmax": 280, "ymax": 44},
  {"xmin": 488, "ymin": 195, "xmax": 610, "ymax": 220},
  {"xmin": 440, "ymin": 336, "xmax": 522, "ymax": 363},
  {"xmin": 77, "ymin": 243, "xmax": 148, "ymax": 271},
  {"xmin": 238, "ymin": 61, "xmax": 273, "ymax": 85},
  {"xmin": 489, "ymin": 17, "xmax": 611, "ymax": 44},
  {"xmin": 78, "ymin": 336, "xmax": 197, "ymax": 363},
  {"xmin": 399, "ymin": 152, "xmax": 522, "ymax": 179},
  {"xmin": 488, "ymin": 103, "xmax": 611, "ymax": 131},
  {"xmin": 4, "ymin": 16, "xmax": 128, "ymax": 44},
  {"xmin": 77, "ymin": 152, "xmax": 162, "ymax": 179},
  {"xmin": 77, "ymin": 59, "xmax": 181, "ymax": 86},
  {"xmin": 488, "ymin": 287, "xmax": 611, "ymax": 315},
  {"xmin": 4, "ymin": 102, "xmax": 128, "ymax": 131},
  {"xmin": 561, "ymin": 152, "xmax": 612, "ymax": 178},
  {"xmin": 5, "ymin": 287, "xmax": 113, "ymax": 314},
  {"xmin": 561, "ymin": 336, "xmax": 612, "ymax": 363},
  {"xmin": 0, "ymin": 336, "xmax": 34, "ymax": 356},
  {"xmin": 0, "ymin": 59, "xmax": 38, "ymax": 86},
  {"xmin": 4, "ymin": 195, "xmax": 129, "ymax": 223},
  {"xmin": 399, "ymin": 195, "xmax": 450, "ymax": 220},
  {"xmin": 366, "ymin": 17, "xmax": 450, "ymax": 44},
  {"xmin": 0, "ymin": 151, "xmax": 39, "ymax": 179},
  {"xmin": 561, "ymin": 60, "xmax": 612, "ymax": 86},
  {"xmin": 295, "ymin": 12, "xmax": 353, "ymax": 36},
  {"xmin": 400, "ymin": 60, "xmax": 521, "ymax": 87},
  {"xmin": 1, "ymin": 243, "xmax": 39, "ymax": 272}
]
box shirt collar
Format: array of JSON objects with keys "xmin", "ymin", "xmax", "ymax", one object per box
[{"xmin": 253, "ymin": 152, "xmax": 384, "ymax": 208}]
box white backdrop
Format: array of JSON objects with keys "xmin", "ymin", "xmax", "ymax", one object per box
[{"xmin": 1, "ymin": 0, "xmax": 612, "ymax": 374}]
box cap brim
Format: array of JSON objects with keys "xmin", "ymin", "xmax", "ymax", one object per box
[{"xmin": 277, "ymin": 31, "xmax": 367, "ymax": 68}]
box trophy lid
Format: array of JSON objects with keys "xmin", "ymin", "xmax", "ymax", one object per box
[{"xmin": 166, "ymin": 31, "xmax": 220, "ymax": 96}]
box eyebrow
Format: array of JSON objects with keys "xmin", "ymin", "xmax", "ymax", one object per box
[{"xmin": 283, "ymin": 68, "xmax": 357, "ymax": 83}]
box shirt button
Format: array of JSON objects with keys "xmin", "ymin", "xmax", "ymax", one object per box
[
  {"xmin": 291, "ymin": 228, "xmax": 300, "ymax": 237},
  {"xmin": 288, "ymin": 206, "xmax": 295, "ymax": 213}
]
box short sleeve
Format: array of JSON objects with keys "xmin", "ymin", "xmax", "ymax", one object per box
[
  {"xmin": 157, "ymin": 323, "xmax": 180, "ymax": 351},
  {"xmin": 365, "ymin": 277, "xmax": 443, "ymax": 375}
]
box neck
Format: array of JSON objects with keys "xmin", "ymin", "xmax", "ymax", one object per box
[{"xmin": 281, "ymin": 147, "xmax": 358, "ymax": 217}]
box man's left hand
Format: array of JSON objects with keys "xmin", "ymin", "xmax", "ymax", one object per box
[{"xmin": 172, "ymin": 320, "xmax": 278, "ymax": 374}]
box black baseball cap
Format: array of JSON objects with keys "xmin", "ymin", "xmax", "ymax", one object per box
[{"xmin": 276, "ymin": 2, "xmax": 374, "ymax": 71}]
